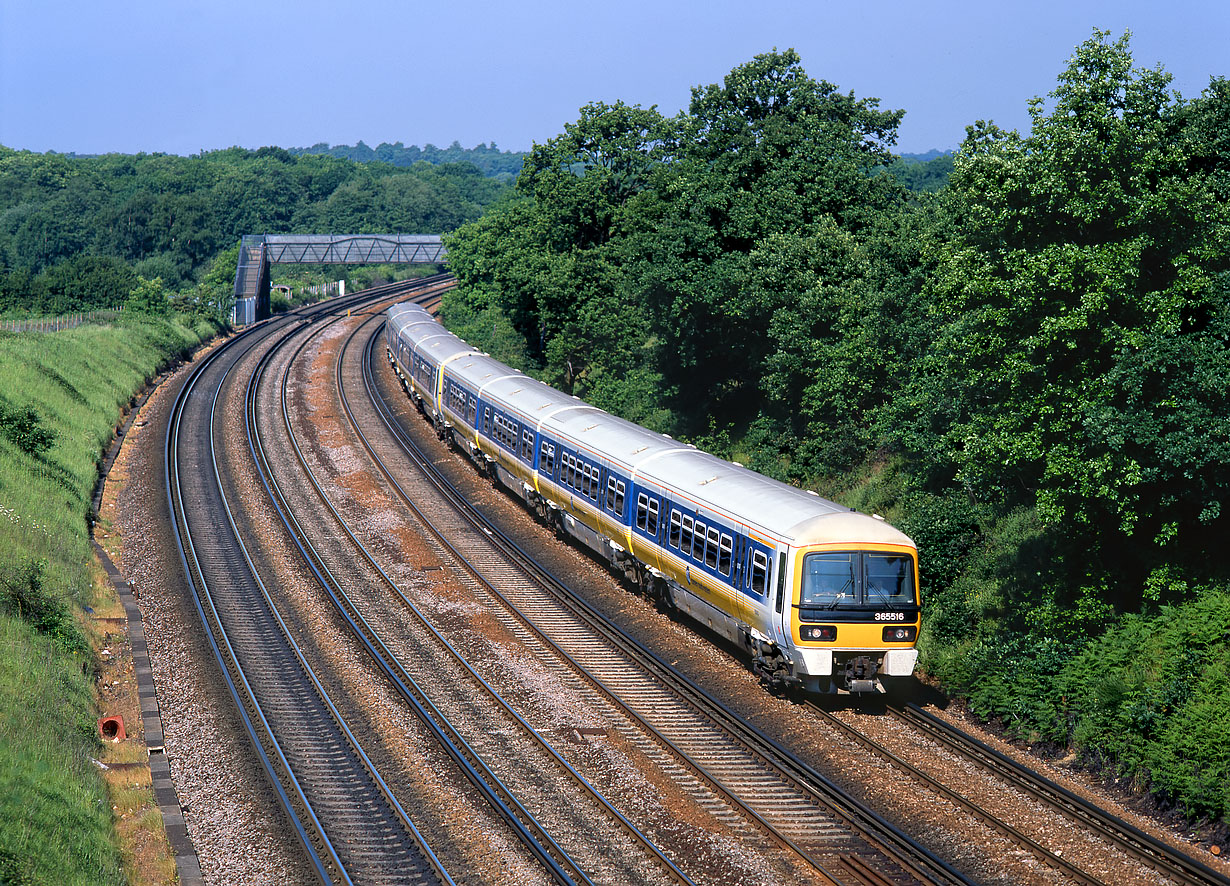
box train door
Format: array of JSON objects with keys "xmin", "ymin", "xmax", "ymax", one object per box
[{"xmin": 772, "ymin": 548, "xmax": 789, "ymax": 646}]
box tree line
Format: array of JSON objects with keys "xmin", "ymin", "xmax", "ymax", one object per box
[
  {"xmin": 441, "ymin": 33, "xmax": 1230, "ymax": 822},
  {"xmin": 290, "ymin": 140, "xmax": 528, "ymax": 181},
  {"xmin": 0, "ymin": 144, "xmax": 512, "ymax": 316}
]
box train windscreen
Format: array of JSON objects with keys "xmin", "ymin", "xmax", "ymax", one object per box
[{"xmin": 800, "ymin": 552, "xmax": 914, "ymax": 608}]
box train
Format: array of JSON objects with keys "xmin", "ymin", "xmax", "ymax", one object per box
[{"xmin": 385, "ymin": 302, "xmax": 920, "ymax": 694}]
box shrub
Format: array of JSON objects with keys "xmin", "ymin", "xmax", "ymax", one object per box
[
  {"xmin": 0, "ymin": 401, "xmax": 55, "ymax": 455},
  {"xmin": 0, "ymin": 557, "xmax": 85, "ymax": 654},
  {"xmin": 1051, "ymin": 588, "xmax": 1230, "ymax": 820}
]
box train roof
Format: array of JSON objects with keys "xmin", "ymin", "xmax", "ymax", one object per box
[
  {"xmin": 387, "ymin": 302, "xmax": 914, "ymax": 550},
  {"xmin": 387, "ymin": 303, "xmax": 478, "ymax": 363}
]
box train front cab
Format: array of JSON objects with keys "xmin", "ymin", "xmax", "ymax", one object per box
[{"xmin": 787, "ymin": 541, "xmax": 920, "ymax": 694}]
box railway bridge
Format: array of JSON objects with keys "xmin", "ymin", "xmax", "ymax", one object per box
[{"xmin": 231, "ymin": 233, "xmax": 446, "ymax": 323}]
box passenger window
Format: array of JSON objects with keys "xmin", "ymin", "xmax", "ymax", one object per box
[
  {"xmin": 669, "ymin": 510, "xmax": 682, "ymax": 548},
  {"xmin": 751, "ymin": 550, "xmax": 769, "ymax": 595},
  {"xmin": 589, "ymin": 466, "xmax": 600, "ymax": 501},
  {"xmin": 647, "ymin": 498, "xmax": 660, "ymax": 537},
  {"xmin": 694, "ymin": 521, "xmax": 707, "ymax": 561},
  {"xmin": 636, "ymin": 493, "xmax": 648, "ymax": 530},
  {"xmin": 719, "ymin": 534, "xmax": 733, "ymax": 576},
  {"xmin": 614, "ymin": 481, "xmax": 625, "ymax": 516},
  {"xmin": 606, "ymin": 477, "xmax": 618, "ymax": 512},
  {"xmin": 681, "ymin": 516, "xmax": 694, "ymax": 557},
  {"xmin": 706, "ymin": 527, "xmax": 720, "ymax": 569},
  {"xmin": 581, "ymin": 462, "xmax": 591, "ymax": 498}
]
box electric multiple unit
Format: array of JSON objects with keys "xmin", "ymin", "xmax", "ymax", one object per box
[{"xmin": 386, "ymin": 302, "xmax": 920, "ymax": 694}]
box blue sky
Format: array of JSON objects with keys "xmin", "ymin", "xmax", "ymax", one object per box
[{"xmin": 1, "ymin": 0, "xmax": 1226, "ymax": 158}]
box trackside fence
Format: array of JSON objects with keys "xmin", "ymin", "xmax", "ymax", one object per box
[{"xmin": 0, "ymin": 309, "xmax": 124, "ymax": 334}]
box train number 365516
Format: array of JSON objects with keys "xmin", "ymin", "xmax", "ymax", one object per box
[{"xmin": 874, "ymin": 612, "xmax": 906, "ymax": 621}]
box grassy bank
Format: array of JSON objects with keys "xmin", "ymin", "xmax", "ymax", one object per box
[{"xmin": 0, "ymin": 314, "xmax": 220, "ymax": 885}]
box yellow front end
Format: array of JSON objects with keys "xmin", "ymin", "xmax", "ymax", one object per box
[{"xmin": 788, "ymin": 542, "xmax": 920, "ymax": 690}]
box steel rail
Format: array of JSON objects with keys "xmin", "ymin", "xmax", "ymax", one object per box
[
  {"xmin": 893, "ymin": 703, "xmax": 1230, "ymax": 886},
  {"xmin": 166, "ymin": 313, "xmax": 350, "ymax": 885},
  {"xmin": 331, "ymin": 309, "xmax": 696, "ymax": 885},
  {"xmin": 240, "ymin": 281, "xmax": 457, "ymax": 885},
  {"xmin": 249, "ymin": 288, "xmax": 586, "ymax": 886},
  {"xmin": 805, "ymin": 702, "xmax": 1103, "ymax": 886},
  {"xmin": 165, "ymin": 283, "xmax": 451, "ymax": 885},
  {"xmin": 361, "ymin": 319, "xmax": 967, "ymax": 886}
]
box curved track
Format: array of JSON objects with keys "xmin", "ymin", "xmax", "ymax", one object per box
[
  {"xmin": 166, "ymin": 280, "xmax": 454, "ymax": 886},
  {"xmin": 254, "ymin": 296, "xmax": 685, "ymax": 885},
  {"xmin": 883, "ymin": 704, "xmax": 1230, "ymax": 886},
  {"xmin": 340, "ymin": 309, "xmax": 968, "ymax": 886}
]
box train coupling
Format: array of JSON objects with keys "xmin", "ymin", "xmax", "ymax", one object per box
[{"xmin": 843, "ymin": 655, "xmax": 883, "ymax": 694}]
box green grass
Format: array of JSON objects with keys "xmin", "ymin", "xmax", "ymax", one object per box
[
  {"xmin": 0, "ymin": 616, "xmax": 119, "ymax": 885},
  {"xmin": 0, "ymin": 314, "xmax": 220, "ymax": 885}
]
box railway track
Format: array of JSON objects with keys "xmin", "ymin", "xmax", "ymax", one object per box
[
  {"xmin": 801, "ymin": 698, "xmax": 1230, "ymax": 886},
  {"xmin": 166, "ymin": 279, "xmax": 456, "ymax": 886},
  {"xmin": 253, "ymin": 291, "xmax": 688, "ymax": 885},
  {"xmin": 887, "ymin": 704, "xmax": 1229, "ymax": 886},
  {"xmin": 805, "ymin": 700, "xmax": 1230, "ymax": 886},
  {"xmin": 330, "ymin": 309, "xmax": 970, "ymax": 886}
]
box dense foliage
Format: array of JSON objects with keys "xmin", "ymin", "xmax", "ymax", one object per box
[
  {"xmin": 887, "ymin": 152, "xmax": 954, "ymax": 192},
  {"xmin": 443, "ymin": 36, "xmax": 1230, "ymax": 825},
  {"xmin": 291, "ymin": 140, "xmax": 527, "ymax": 181},
  {"xmin": 0, "ymin": 144, "xmax": 512, "ymax": 315}
]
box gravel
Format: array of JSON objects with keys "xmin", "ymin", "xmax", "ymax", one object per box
[{"xmin": 101, "ymin": 312, "xmax": 1230, "ymax": 886}]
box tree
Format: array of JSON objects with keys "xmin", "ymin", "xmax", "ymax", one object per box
[
  {"xmin": 906, "ymin": 30, "xmax": 1230, "ymax": 605},
  {"xmin": 36, "ymin": 255, "xmax": 138, "ymax": 313},
  {"xmin": 124, "ymin": 275, "xmax": 170, "ymax": 316},
  {"xmin": 445, "ymin": 100, "xmax": 671, "ymax": 418},
  {"xmin": 624, "ymin": 49, "xmax": 908, "ymax": 435}
]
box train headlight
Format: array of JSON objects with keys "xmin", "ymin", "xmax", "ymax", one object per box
[
  {"xmin": 883, "ymin": 626, "xmax": 917, "ymax": 642},
  {"xmin": 800, "ymin": 625, "xmax": 837, "ymax": 642}
]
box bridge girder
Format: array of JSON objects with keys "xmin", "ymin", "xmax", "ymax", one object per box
[{"xmin": 232, "ymin": 234, "xmax": 446, "ymax": 324}]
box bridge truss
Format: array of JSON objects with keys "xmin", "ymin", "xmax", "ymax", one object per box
[{"xmin": 232, "ymin": 234, "xmax": 446, "ymax": 323}]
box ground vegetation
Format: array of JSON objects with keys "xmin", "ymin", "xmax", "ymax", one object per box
[{"xmin": 0, "ymin": 313, "xmax": 220, "ymax": 885}]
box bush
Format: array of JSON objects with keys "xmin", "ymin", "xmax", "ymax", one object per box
[
  {"xmin": 896, "ymin": 490, "xmax": 982, "ymax": 599},
  {"xmin": 123, "ymin": 276, "xmax": 169, "ymax": 317},
  {"xmin": 35, "ymin": 256, "xmax": 137, "ymax": 313},
  {"xmin": 0, "ymin": 400, "xmax": 55, "ymax": 455},
  {"xmin": 1050, "ymin": 589, "xmax": 1230, "ymax": 819},
  {"xmin": 0, "ymin": 557, "xmax": 85, "ymax": 654}
]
